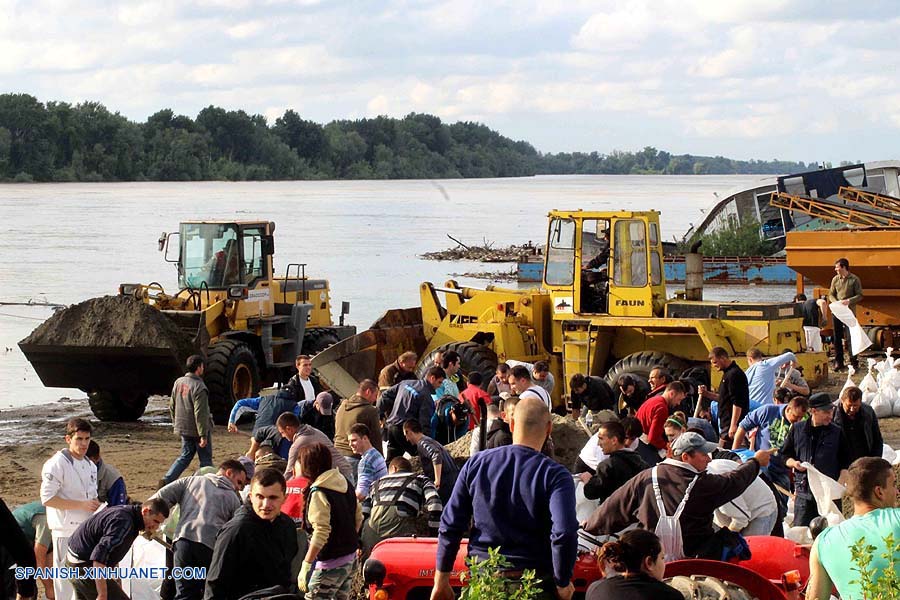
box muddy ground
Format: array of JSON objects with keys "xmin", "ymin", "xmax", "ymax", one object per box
[{"xmin": 2, "ymin": 372, "xmax": 900, "ymax": 505}]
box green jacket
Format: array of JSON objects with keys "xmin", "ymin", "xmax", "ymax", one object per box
[
  {"xmin": 170, "ymin": 372, "xmax": 212, "ymax": 438},
  {"xmin": 828, "ymin": 273, "xmax": 863, "ymax": 309}
]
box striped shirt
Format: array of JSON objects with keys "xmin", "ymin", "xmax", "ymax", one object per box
[
  {"xmin": 362, "ymin": 471, "xmax": 444, "ymax": 530},
  {"xmin": 356, "ymin": 448, "xmax": 388, "ymax": 498}
]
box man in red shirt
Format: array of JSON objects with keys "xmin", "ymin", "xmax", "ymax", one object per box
[
  {"xmin": 635, "ymin": 381, "xmax": 686, "ymax": 452},
  {"xmin": 459, "ymin": 372, "xmax": 492, "ymax": 429}
]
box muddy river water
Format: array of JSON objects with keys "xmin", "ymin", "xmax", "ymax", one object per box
[{"xmin": 1, "ymin": 174, "xmax": 791, "ymax": 409}]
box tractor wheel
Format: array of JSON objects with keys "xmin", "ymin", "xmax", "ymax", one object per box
[
  {"xmin": 302, "ymin": 328, "xmax": 342, "ymax": 356},
  {"xmin": 88, "ymin": 389, "xmax": 149, "ymax": 422},
  {"xmin": 416, "ymin": 341, "xmax": 498, "ymax": 390},
  {"xmin": 205, "ymin": 340, "xmax": 260, "ymax": 424},
  {"xmin": 603, "ymin": 351, "xmax": 692, "ymax": 387}
]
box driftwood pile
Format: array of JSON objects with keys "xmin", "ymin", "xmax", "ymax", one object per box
[
  {"xmin": 421, "ymin": 234, "xmax": 542, "ymax": 263},
  {"xmin": 449, "ymin": 268, "xmax": 518, "ymax": 282}
]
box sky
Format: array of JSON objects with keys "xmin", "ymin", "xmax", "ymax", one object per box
[{"xmin": 1, "ymin": 0, "xmax": 898, "ymax": 164}]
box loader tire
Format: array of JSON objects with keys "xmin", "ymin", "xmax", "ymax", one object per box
[
  {"xmin": 302, "ymin": 328, "xmax": 341, "ymax": 356},
  {"xmin": 88, "ymin": 389, "xmax": 149, "ymax": 422},
  {"xmin": 416, "ymin": 341, "xmax": 498, "ymax": 390},
  {"xmin": 205, "ymin": 340, "xmax": 260, "ymax": 424},
  {"xmin": 603, "ymin": 351, "xmax": 691, "ymax": 387}
]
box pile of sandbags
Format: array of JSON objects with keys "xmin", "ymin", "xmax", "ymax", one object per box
[{"xmin": 844, "ymin": 348, "xmax": 900, "ymax": 418}]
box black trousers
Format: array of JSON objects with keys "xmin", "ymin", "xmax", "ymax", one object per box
[
  {"xmin": 385, "ymin": 424, "xmax": 417, "ymax": 462},
  {"xmin": 832, "ymin": 314, "xmax": 854, "ymax": 366},
  {"xmin": 173, "ymin": 539, "xmax": 213, "ymax": 600}
]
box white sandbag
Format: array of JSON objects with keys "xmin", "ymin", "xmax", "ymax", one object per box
[
  {"xmin": 574, "ymin": 478, "xmax": 601, "ymax": 523},
  {"xmin": 860, "ymin": 359, "xmax": 879, "ymax": 394},
  {"xmin": 883, "ymin": 444, "xmax": 900, "ymax": 466},
  {"xmin": 893, "ymin": 394, "xmax": 900, "ymax": 417},
  {"xmin": 119, "ymin": 536, "xmax": 167, "ymax": 600},
  {"xmin": 871, "ymin": 391, "xmax": 893, "ymax": 418},
  {"xmin": 863, "ymin": 391, "xmax": 877, "ymax": 405},
  {"xmin": 839, "ymin": 365, "xmax": 857, "ymax": 398},
  {"xmin": 830, "ymin": 302, "xmax": 873, "ymax": 355},
  {"xmin": 803, "ymin": 462, "xmax": 845, "ymax": 524}
]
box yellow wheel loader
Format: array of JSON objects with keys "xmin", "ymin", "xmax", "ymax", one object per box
[
  {"xmin": 20, "ymin": 220, "xmax": 354, "ymax": 422},
  {"xmin": 313, "ymin": 210, "xmax": 827, "ymax": 408}
]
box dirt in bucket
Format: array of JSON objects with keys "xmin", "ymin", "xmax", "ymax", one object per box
[{"xmin": 21, "ymin": 295, "xmax": 196, "ymax": 362}]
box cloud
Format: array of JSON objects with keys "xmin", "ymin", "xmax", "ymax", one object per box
[{"xmin": 1, "ymin": 0, "xmax": 899, "ymax": 163}]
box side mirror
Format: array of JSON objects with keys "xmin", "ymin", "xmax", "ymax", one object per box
[
  {"xmin": 158, "ymin": 232, "xmax": 167, "ymax": 252},
  {"xmin": 164, "ymin": 232, "xmax": 180, "ymax": 263},
  {"xmin": 262, "ymin": 235, "xmax": 275, "ymax": 256}
]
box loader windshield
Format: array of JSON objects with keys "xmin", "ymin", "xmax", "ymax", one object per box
[{"xmin": 180, "ymin": 223, "xmax": 241, "ymax": 289}]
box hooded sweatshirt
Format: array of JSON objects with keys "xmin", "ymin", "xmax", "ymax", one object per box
[
  {"xmin": 583, "ymin": 449, "xmax": 649, "ymax": 502},
  {"xmin": 152, "ymin": 473, "xmax": 242, "ymax": 549},
  {"xmin": 304, "ymin": 468, "xmax": 363, "ymax": 564},
  {"xmin": 333, "ymin": 393, "xmax": 383, "ymax": 457},
  {"xmin": 204, "ymin": 504, "xmax": 297, "ymax": 600}
]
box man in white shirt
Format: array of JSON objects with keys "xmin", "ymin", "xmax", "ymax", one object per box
[
  {"xmin": 40, "ymin": 418, "xmax": 99, "ymax": 600},
  {"xmin": 287, "ymin": 355, "xmax": 321, "ymax": 402},
  {"xmin": 508, "ymin": 364, "xmax": 551, "ymax": 409}
]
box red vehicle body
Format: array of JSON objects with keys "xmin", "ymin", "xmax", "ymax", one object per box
[{"xmin": 363, "ymin": 536, "xmax": 809, "ymax": 600}]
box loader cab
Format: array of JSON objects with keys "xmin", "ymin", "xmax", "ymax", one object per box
[
  {"xmin": 543, "ymin": 210, "xmax": 666, "ymax": 318},
  {"xmin": 177, "ymin": 221, "xmax": 274, "ymax": 290}
]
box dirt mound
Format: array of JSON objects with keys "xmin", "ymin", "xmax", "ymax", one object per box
[
  {"xmin": 21, "ymin": 295, "xmax": 195, "ymax": 361},
  {"xmin": 551, "ymin": 414, "xmax": 590, "ymax": 471},
  {"xmin": 440, "ymin": 418, "xmax": 588, "ymax": 472},
  {"xmin": 445, "ymin": 431, "xmax": 474, "ymax": 463}
]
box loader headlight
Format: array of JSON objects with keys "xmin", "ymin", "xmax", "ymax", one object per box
[
  {"xmin": 227, "ymin": 285, "xmax": 248, "ymax": 299},
  {"xmin": 119, "ymin": 283, "xmax": 139, "ymax": 297}
]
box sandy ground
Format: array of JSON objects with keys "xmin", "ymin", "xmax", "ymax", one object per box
[
  {"xmin": 0, "ymin": 396, "xmax": 252, "ymax": 505},
  {"xmin": 2, "ymin": 372, "xmax": 900, "ymax": 505}
]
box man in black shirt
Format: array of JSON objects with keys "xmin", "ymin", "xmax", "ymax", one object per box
[
  {"xmin": 569, "ymin": 373, "xmax": 615, "ymax": 419},
  {"xmin": 67, "ymin": 499, "xmax": 169, "ymax": 600},
  {"xmin": 205, "ymin": 469, "xmax": 298, "ymax": 600},
  {"xmin": 698, "ymin": 347, "xmax": 749, "ymax": 448},
  {"xmin": 833, "ymin": 386, "xmax": 883, "ymax": 462}
]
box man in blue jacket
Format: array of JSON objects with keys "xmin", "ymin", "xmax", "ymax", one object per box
[
  {"xmin": 384, "ymin": 367, "xmax": 445, "ymax": 461},
  {"xmin": 66, "ymin": 499, "xmax": 169, "ymax": 600},
  {"xmin": 431, "ymin": 397, "xmax": 578, "ymax": 600}
]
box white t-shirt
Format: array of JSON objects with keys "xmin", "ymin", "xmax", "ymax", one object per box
[
  {"xmin": 299, "ymin": 377, "xmax": 316, "ymax": 402},
  {"xmin": 40, "ymin": 449, "xmax": 98, "ymax": 535},
  {"xmin": 520, "ymin": 385, "xmax": 551, "ymax": 409}
]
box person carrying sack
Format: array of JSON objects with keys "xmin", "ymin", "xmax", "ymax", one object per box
[
  {"xmin": 651, "ymin": 465, "xmax": 698, "ymax": 562},
  {"xmin": 584, "ymin": 432, "xmax": 774, "ymax": 560}
]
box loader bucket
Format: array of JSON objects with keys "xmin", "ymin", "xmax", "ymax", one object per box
[
  {"xmin": 18, "ymin": 343, "xmax": 184, "ymax": 396},
  {"xmin": 311, "ymin": 307, "xmax": 428, "ymax": 399}
]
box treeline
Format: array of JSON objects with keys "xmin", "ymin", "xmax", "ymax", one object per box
[{"xmin": 0, "ymin": 93, "xmax": 812, "ymax": 182}]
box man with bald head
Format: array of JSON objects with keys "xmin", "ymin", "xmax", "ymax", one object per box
[{"xmin": 431, "ymin": 397, "xmax": 578, "ymax": 600}]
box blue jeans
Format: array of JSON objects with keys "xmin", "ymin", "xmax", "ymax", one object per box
[{"xmin": 163, "ymin": 435, "xmax": 212, "ymax": 483}]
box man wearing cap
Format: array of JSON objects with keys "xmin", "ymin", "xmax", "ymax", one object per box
[
  {"xmin": 298, "ymin": 391, "xmax": 336, "ymax": 440},
  {"xmin": 584, "ymin": 432, "xmax": 773, "ymax": 559},
  {"xmin": 152, "ymin": 460, "xmax": 247, "ymax": 600},
  {"xmin": 781, "ymin": 392, "xmax": 852, "ymax": 526}
]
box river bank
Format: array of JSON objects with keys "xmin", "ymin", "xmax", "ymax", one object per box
[{"xmin": 2, "ymin": 371, "xmax": 899, "ymax": 505}]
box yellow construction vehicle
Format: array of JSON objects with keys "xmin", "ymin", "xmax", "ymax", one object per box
[
  {"xmin": 314, "ymin": 210, "xmax": 827, "ymax": 407},
  {"xmin": 20, "ymin": 220, "xmax": 354, "ymax": 422}
]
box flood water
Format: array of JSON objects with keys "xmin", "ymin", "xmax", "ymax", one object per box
[{"xmin": 0, "ymin": 175, "xmax": 796, "ymax": 408}]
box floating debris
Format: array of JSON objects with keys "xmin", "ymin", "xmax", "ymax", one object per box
[
  {"xmin": 449, "ymin": 269, "xmax": 518, "ymax": 282},
  {"xmin": 421, "ymin": 235, "xmax": 542, "ymax": 262}
]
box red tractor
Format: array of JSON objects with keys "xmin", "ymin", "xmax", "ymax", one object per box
[{"xmin": 363, "ymin": 536, "xmax": 809, "ymax": 600}]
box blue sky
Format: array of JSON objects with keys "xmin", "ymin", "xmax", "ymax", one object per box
[{"xmin": 1, "ymin": 0, "xmax": 898, "ymax": 163}]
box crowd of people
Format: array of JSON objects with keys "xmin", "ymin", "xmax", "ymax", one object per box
[{"xmin": 2, "ymin": 258, "xmax": 898, "ymax": 600}]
